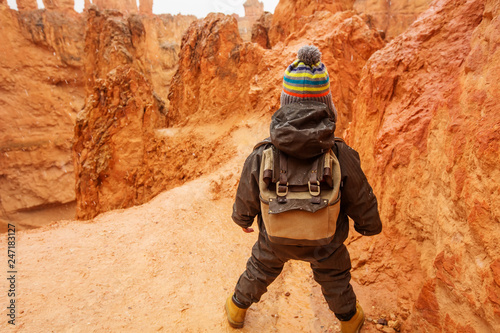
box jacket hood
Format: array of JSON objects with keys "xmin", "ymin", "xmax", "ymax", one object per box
[{"xmin": 270, "ymin": 101, "xmax": 336, "ymax": 159}]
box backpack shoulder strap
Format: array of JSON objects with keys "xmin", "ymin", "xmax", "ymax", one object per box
[
  {"xmin": 254, "ymin": 137, "xmax": 272, "ymax": 150},
  {"xmin": 333, "ymin": 137, "xmax": 345, "ymax": 156}
]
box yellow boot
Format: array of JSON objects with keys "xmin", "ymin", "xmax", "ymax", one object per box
[
  {"xmin": 225, "ymin": 295, "xmax": 248, "ymax": 328},
  {"xmin": 340, "ymin": 302, "xmax": 365, "ymax": 333}
]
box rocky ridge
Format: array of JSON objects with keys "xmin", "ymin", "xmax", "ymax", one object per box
[
  {"xmin": 0, "ymin": 0, "xmax": 435, "ymax": 228},
  {"xmin": 168, "ymin": 10, "xmax": 385, "ymax": 134},
  {"xmin": 1, "ymin": 0, "xmax": 499, "ymax": 331},
  {"xmin": 350, "ymin": 0, "xmax": 500, "ymax": 330},
  {"xmin": 354, "ymin": 0, "xmax": 433, "ymax": 40},
  {"xmin": 0, "ymin": 3, "xmax": 85, "ymax": 228},
  {"xmin": 0, "ymin": 2, "xmax": 195, "ymax": 228}
]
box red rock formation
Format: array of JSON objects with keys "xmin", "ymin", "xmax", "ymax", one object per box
[
  {"xmin": 42, "ymin": 0, "xmax": 74, "ymax": 11},
  {"xmin": 16, "ymin": 0, "xmax": 38, "ymax": 11},
  {"xmin": 83, "ymin": 8, "xmax": 195, "ymax": 102},
  {"xmin": 83, "ymin": 8, "xmax": 141, "ymax": 90},
  {"xmin": 169, "ymin": 11, "xmax": 384, "ymax": 135},
  {"xmin": 238, "ymin": 0, "xmax": 264, "ymax": 41},
  {"xmin": 0, "ymin": 3, "xmax": 194, "ymax": 227},
  {"xmin": 268, "ymin": 0, "xmax": 355, "ymax": 46},
  {"xmin": 168, "ymin": 13, "xmax": 258, "ymax": 124},
  {"xmin": 244, "ymin": 0, "xmax": 263, "ymax": 17},
  {"xmin": 251, "ymin": 11, "xmax": 272, "ymax": 49},
  {"xmin": 354, "ymin": 0, "xmax": 432, "ymax": 40},
  {"xmin": 92, "ymin": 0, "xmax": 137, "ymax": 13},
  {"xmin": 73, "ymin": 66, "xmax": 166, "ymax": 220},
  {"xmin": 0, "ymin": 4, "xmax": 85, "ymax": 228},
  {"xmin": 145, "ymin": 14, "xmax": 196, "ymax": 101},
  {"xmin": 349, "ymin": 0, "xmax": 499, "ymax": 330},
  {"xmin": 73, "ymin": 8, "xmax": 213, "ymax": 220},
  {"xmin": 74, "ymin": 8, "xmax": 161, "ymax": 220},
  {"xmin": 139, "ymin": 0, "xmax": 152, "ymax": 14}
]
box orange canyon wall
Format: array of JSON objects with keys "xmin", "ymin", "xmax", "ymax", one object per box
[
  {"xmin": 350, "ymin": 0, "xmax": 500, "ymax": 330},
  {"xmin": 0, "ymin": 1, "xmax": 194, "ymax": 228}
]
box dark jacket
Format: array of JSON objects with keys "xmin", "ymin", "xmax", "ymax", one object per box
[{"xmin": 232, "ymin": 102, "xmax": 382, "ymax": 246}]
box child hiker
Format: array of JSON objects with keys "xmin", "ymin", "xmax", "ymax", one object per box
[{"xmin": 225, "ymin": 45, "xmax": 382, "ymax": 333}]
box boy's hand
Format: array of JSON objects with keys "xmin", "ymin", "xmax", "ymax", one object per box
[{"xmin": 242, "ymin": 227, "xmax": 255, "ymax": 233}]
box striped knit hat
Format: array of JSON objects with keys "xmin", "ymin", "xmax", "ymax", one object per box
[{"xmin": 281, "ymin": 45, "xmax": 337, "ymax": 122}]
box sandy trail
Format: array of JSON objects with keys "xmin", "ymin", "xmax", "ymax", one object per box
[{"xmin": 0, "ymin": 117, "xmax": 392, "ymax": 333}]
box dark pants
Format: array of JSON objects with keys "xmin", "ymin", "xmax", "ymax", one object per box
[{"xmin": 234, "ymin": 231, "xmax": 357, "ymax": 319}]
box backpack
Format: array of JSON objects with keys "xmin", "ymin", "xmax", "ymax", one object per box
[{"xmin": 256, "ymin": 139, "xmax": 342, "ymax": 246}]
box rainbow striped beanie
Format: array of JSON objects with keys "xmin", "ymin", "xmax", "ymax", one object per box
[{"xmin": 281, "ymin": 45, "xmax": 337, "ymax": 121}]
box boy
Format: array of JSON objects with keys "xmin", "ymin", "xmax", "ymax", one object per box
[{"xmin": 226, "ymin": 45, "xmax": 382, "ymax": 333}]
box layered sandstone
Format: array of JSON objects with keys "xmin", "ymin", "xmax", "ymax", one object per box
[
  {"xmin": 168, "ymin": 11, "xmax": 384, "ymax": 136},
  {"xmin": 267, "ymin": 0, "xmax": 433, "ymax": 46},
  {"xmin": 349, "ymin": 0, "xmax": 500, "ymax": 330},
  {"xmin": 0, "ymin": 3, "xmax": 85, "ymax": 229},
  {"xmin": 251, "ymin": 11, "xmax": 273, "ymax": 49},
  {"xmin": 238, "ymin": 0, "xmax": 265, "ymax": 41},
  {"xmin": 73, "ymin": 66, "xmax": 166, "ymax": 220},
  {"xmin": 0, "ymin": 3, "xmax": 195, "ymax": 227},
  {"xmin": 92, "ymin": 0, "xmax": 137, "ymax": 13},
  {"xmin": 42, "ymin": 0, "xmax": 75, "ymax": 11},
  {"xmin": 139, "ymin": 0, "xmax": 152, "ymax": 15},
  {"xmin": 83, "ymin": 9, "xmax": 194, "ymax": 97},
  {"xmin": 73, "ymin": 9, "xmax": 226, "ymax": 220},
  {"xmin": 168, "ymin": 13, "xmax": 258, "ymax": 125},
  {"xmin": 16, "ymin": 0, "xmax": 37, "ymax": 11},
  {"xmin": 268, "ymin": 0, "xmax": 355, "ymax": 46},
  {"xmin": 354, "ymin": 0, "xmax": 432, "ymax": 39},
  {"xmin": 145, "ymin": 14, "xmax": 196, "ymax": 100},
  {"xmin": 74, "ymin": 8, "xmax": 164, "ymax": 220}
]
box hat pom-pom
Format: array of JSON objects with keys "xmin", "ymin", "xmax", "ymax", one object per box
[{"xmin": 297, "ymin": 45, "xmax": 322, "ymax": 66}]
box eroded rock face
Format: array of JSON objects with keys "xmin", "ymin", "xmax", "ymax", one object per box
[
  {"xmin": 169, "ymin": 10, "xmax": 384, "ymax": 135},
  {"xmin": 354, "ymin": 0, "xmax": 432, "ymax": 40},
  {"xmin": 92, "ymin": 0, "xmax": 137, "ymax": 13},
  {"xmin": 139, "ymin": 0, "xmax": 152, "ymax": 14},
  {"xmin": 74, "ymin": 8, "xmax": 163, "ymax": 220},
  {"xmin": 144, "ymin": 14, "xmax": 196, "ymax": 102},
  {"xmin": 73, "ymin": 66, "xmax": 166, "ymax": 220},
  {"xmin": 0, "ymin": 4, "xmax": 85, "ymax": 228},
  {"xmin": 42, "ymin": 0, "xmax": 74, "ymax": 11},
  {"xmin": 251, "ymin": 11, "xmax": 272, "ymax": 49},
  {"xmin": 168, "ymin": 13, "xmax": 260, "ymax": 125},
  {"xmin": 73, "ymin": 8, "xmax": 209, "ymax": 220},
  {"xmin": 268, "ymin": 0, "xmax": 355, "ymax": 46},
  {"xmin": 84, "ymin": 8, "xmax": 195, "ymax": 100},
  {"xmin": 16, "ymin": 0, "xmax": 37, "ymax": 10},
  {"xmin": 0, "ymin": 4, "xmax": 194, "ymax": 227},
  {"xmin": 238, "ymin": 0, "xmax": 265, "ymax": 41},
  {"xmin": 350, "ymin": 0, "xmax": 499, "ymax": 330}
]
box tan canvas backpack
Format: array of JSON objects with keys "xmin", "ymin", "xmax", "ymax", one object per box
[{"xmin": 258, "ymin": 143, "xmax": 342, "ymax": 246}]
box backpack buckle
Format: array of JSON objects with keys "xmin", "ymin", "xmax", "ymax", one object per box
[
  {"xmin": 276, "ymin": 182, "xmax": 289, "ymax": 197},
  {"xmin": 308, "ymin": 181, "xmax": 321, "ymax": 196}
]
